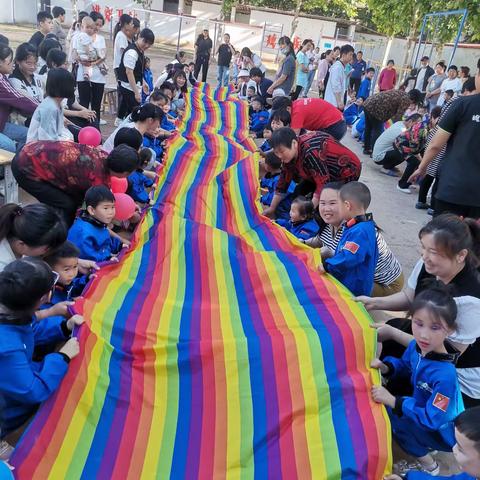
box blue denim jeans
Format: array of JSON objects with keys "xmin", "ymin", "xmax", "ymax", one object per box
[
  {"xmin": 217, "ymin": 66, "xmax": 230, "ymax": 87},
  {"xmin": 0, "ymin": 122, "xmax": 28, "ymax": 152}
]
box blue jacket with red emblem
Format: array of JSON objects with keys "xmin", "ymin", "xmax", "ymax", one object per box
[
  {"xmin": 324, "ymin": 215, "xmax": 378, "ymax": 296},
  {"xmin": 277, "ymin": 217, "xmax": 319, "ymax": 241}
]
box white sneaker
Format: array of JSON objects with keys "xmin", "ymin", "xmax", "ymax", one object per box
[
  {"xmin": 99, "ymin": 119, "xmax": 107, "ymax": 125},
  {"xmin": 396, "ymin": 184, "xmax": 412, "ymax": 194},
  {"xmin": 0, "ymin": 440, "xmax": 14, "ymax": 461},
  {"xmin": 114, "ymin": 118, "xmax": 121, "ymax": 127}
]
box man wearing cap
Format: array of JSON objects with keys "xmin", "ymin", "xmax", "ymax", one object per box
[
  {"xmin": 194, "ymin": 29, "xmax": 213, "ymax": 83},
  {"xmin": 414, "ymin": 56, "xmax": 435, "ymax": 102}
]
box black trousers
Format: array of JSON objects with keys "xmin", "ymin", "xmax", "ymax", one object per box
[
  {"xmin": 363, "ymin": 112, "xmax": 384, "ymax": 151},
  {"xmin": 194, "ymin": 55, "xmax": 210, "ymax": 83},
  {"xmin": 349, "ymin": 77, "xmax": 361, "ymax": 92},
  {"xmin": 291, "ymin": 85, "xmax": 303, "ymax": 101},
  {"xmin": 12, "ymin": 158, "xmax": 80, "ymax": 227},
  {"xmin": 376, "ymin": 148, "xmax": 403, "ymax": 169},
  {"xmin": 77, "ymin": 81, "xmax": 105, "ymax": 126},
  {"xmin": 418, "ymin": 174, "xmax": 435, "ymax": 205},
  {"xmin": 434, "ymin": 198, "xmax": 480, "ymax": 219},
  {"xmin": 398, "ymin": 156, "xmax": 420, "ymax": 189},
  {"xmin": 117, "ymin": 85, "xmax": 139, "ymax": 120}
]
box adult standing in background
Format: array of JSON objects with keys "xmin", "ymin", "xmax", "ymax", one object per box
[
  {"xmin": 194, "ymin": 29, "xmax": 213, "ymax": 83},
  {"xmin": 51, "ymin": 7, "xmax": 66, "ymax": 49},
  {"xmin": 425, "ymin": 62, "xmax": 446, "ymax": 111},
  {"xmin": 324, "ymin": 44, "xmax": 354, "ymax": 110},
  {"xmin": 437, "ymin": 65, "xmax": 463, "ymax": 107},
  {"xmin": 350, "ymin": 50, "xmax": 366, "ymax": 93},
  {"xmin": 113, "ymin": 14, "xmax": 133, "ymax": 126},
  {"xmin": 267, "ymin": 36, "xmax": 296, "ymax": 97},
  {"xmin": 303, "ymin": 45, "xmax": 320, "ymax": 97},
  {"xmin": 292, "ymin": 39, "xmax": 313, "ymax": 100},
  {"xmin": 241, "ymin": 47, "xmax": 266, "ymax": 76},
  {"xmin": 378, "ymin": 59, "xmax": 397, "ymax": 91},
  {"xmin": 317, "ymin": 49, "xmax": 334, "ymax": 98},
  {"xmin": 28, "ymin": 11, "xmax": 53, "ymax": 52},
  {"xmin": 414, "ymin": 55, "xmax": 434, "ymax": 103},
  {"xmin": 216, "ymin": 33, "xmax": 235, "ymax": 87},
  {"xmin": 75, "ymin": 11, "xmax": 107, "ymax": 128},
  {"xmin": 117, "ymin": 28, "xmax": 155, "ymax": 120}
]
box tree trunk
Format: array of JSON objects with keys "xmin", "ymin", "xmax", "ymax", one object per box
[
  {"xmin": 399, "ymin": 9, "xmax": 420, "ymax": 85},
  {"xmin": 290, "ymin": 0, "xmax": 303, "ymax": 37}
]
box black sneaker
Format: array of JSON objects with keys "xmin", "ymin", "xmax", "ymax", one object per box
[{"xmin": 415, "ymin": 202, "xmax": 429, "ymax": 210}]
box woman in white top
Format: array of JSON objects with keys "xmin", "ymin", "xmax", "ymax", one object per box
[
  {"xmin": 113, "ymin": 14, "xmax": 133, "ymax": 126},
  {"xmin": 74, "ymin": 11, "xmax": 108, "ymax": 127},
  {"xmin": 0, "ymin": 203, "xmax": 67, "ymax": 273},
  {"xmin": 305, "ymin": 183, "xmax": 404, "ymax": 296},
  {"xmin": 240, "ymin": 47, "xmax": 266, "ymax": 75},
  {"xmin": 437, "ymin": 65, "xmax": 463, "ymax": 107}
]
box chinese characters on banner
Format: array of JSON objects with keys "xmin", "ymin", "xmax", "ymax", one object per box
[
  {"xmin": 91, "ymin": 4, "xmax": 138, "ymax": 22},
  {"xmin": 262, "ymin": 30, "xmax": 303, "ymax": 53}
]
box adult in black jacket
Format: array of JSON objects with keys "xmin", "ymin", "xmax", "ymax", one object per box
[
  {"xmin": 117, "ymin": 28, "xmax": 155, "ymax": 119},
  {"xmin": 194, "ymin": 30, "xmax": 213, "ymax": 83},
  {"xmin": 414, "ymin": 56, "xmax": 435, "ymax": 101}
]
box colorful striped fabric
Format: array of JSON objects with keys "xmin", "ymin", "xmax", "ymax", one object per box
[{"xmin": 11, "ymin": 86, "xmax": 392, "ymax": 479}]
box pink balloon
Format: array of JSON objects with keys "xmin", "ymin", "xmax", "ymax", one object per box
[
  {"xmin": 114, "ymin": 193, "xmax": 136, "ymax": 221},
  {"xmin": 111, "ymin": 176, "xmax": 128, "ymax": 194},
  {"xmin": 78, "ymin": 126, "xmax": 102, "ymax": 147}
]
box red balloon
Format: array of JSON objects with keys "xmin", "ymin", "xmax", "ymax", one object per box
[
  {"xmin": 78, "ymin": 126, "xmax": 102, "ymax": 147},
  {"xmin": 114, "ymin": 193, "xmax": 136, "ymax": 221},
  {"xmin": 111, "ymin": 176, "xmax": 128, "ymax": 194}
]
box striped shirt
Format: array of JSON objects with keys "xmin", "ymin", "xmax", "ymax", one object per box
[{"xmin": 318, "ymin": 224, "xmax": 402, "ymax": 286}]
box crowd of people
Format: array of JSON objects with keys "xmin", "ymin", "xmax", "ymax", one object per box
[{"xmin": 0, "ymin": 8, "xmax": 480, "ymax": 479}]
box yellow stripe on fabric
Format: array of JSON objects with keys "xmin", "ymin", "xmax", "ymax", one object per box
[
  {"xmin": 141, "ymin": 212, "xmax": 187, "ymax": 479},
  {"xmin": 50, "ymin": 229, "xmax": 147, "ymax": 479},
  {"xmin": 211, "ymin": 230, "xmax": 254, "ymax": 480}
]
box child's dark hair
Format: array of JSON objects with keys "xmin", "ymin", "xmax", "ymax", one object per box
[
  {"xmin": 419, "ymin": 213, "xmax": 480, "ymax": 268},
  {"xmin": 44, "ymin": 241, "xmax": 80, "ymax": 267},
  {"xmin": 406, "ymin": 113, "xmax": 422, "ymax": 123},
  {"xmin": 430, "ymin": 106, "xmax": 442, "ymax": 120},
  {"xmin": 145, "ymin": 56, "xmax": 151, "ymax": 65},
  {"xmin": 38, "ymin": 38, "xmax": 62, "ymax": 61},
  {"xmin": 271, "ymin": 109, "xmax": 291, "ymax": 126},
  {"xmin": 113, "ymin": 13, "xmax": 132, "ymax": 40},
  {"xmin": 133, "ymin": 18, "xmax": 141, "ymax": 29},
  {"xmin": 271, "ymin": 127, "xmax": 297, "ymax": 149},
  {"xmin": 0, "ymin": 203, "xmax": 66, "ymax": 249},
  {"xmin": 149, "ymin": 90, "xmax": 169, "ymax": 104},
  {"xmin": 0, "ymin": 34, "xmax": 9, "ymax": 46},
  {"xmin": 14, "ymin": 42, "xmax": 37, "ymax": 63},
  {"xmin": 37, "ymin": 11, "xmax": 53, "ymax": 23},
  {"xmin": 0, "ymin": 258, "xmax": 56, "ymax": 314},
  {"xmin": 114, "ymin": 127, "xmax": 143, "ymax": 150},
  {"xmin": 251, "ymin": 95, "xmax": 263, "ymax": 105},
  {"xmin": 250, "ymin": 67, "xmax": 263, "ymax": 78},
  {"xmin": 462, "ymin": 77, "xmax": 476, "ymax": 94},
  {"xmin": 107, "ymin": 145, "xmax": 140, "ymax": 174},
  {"xmin": 139, "ymin": 147, "xmax": 153, "ymax": 166},
  {"xmin": 409, "ymin": 286, "xmax": 457, "ymax": 331},
  {"xmin": 46, "ymin": 48, "xmax": 66, "ymax": 68},
  {"xmin": 159, "ymin": 82, "xmax": 174, "ymax": 94},
  {"xmin": 46, "ymin": 67, "xmax": 75, "ymax": 98},
  {"xmin": 455, "ymin": 406, "xmax": 480, "ymax": 451},
  {"xmin": 408, "ymin": 89, "xmax": 423, "ymax": 105},
  {"xmin": 265, "ymin": 151, "xmax": 281, "ymax": 170},
  {"xmin": 85, "ymin": 185, "xmax": 115, "ymax": 208},
  {"xmin": 271, "ymin": 96, "xmax": 292, "ymax": 111},
  {"xmin": 292, "ymin": 196, "xmax": 314, "ymax": 220},
  {"xmin": 366, "ymin": 67, "xmax": 375, "ymax": 74},
  {"xmin": 188, "ymin": 61, "xmax": 195, "ymax": 67},
  {"xmin": 445, "ymin": 89, "xmax": 454, "ymax": 97},
  {"xmin": 131, "ymin": 103, "xmax": 163, "ymax": 123},
  {"xmin": 52, "ymin": 6, "xmax": 66, "ymax": 18},
  {"xmin": 139, "ymin": 28, "xmax": 155, "ymax": 45},
  {"xmin": 339, "ymin": 181, "xmax": 371, "ymax": 209},
  {"xmin": 263, "ymin": 124, "xmax": 272, "ymax": 133},
  {"xmin": 90, "ymin": 11, "xmax": 105, "ymax": 25}
]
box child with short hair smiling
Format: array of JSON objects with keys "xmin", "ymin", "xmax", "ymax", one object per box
[
  {"xmin": 249, "ymin": 95, "xmax": 269, "ymax": 136},
  {"xmin": 372, "ymin": 287, "xmax": 464, "ymax": 477},
  {"xmin": 277, "ymin": 195, "xmax": 319, "ymax": 240},
  {"xmin": 270, "ymin": 109, "xmax": 291, "ymax": 131},
  {"xmin": 321, "ymin": 181, "xmax": 378, "ymax": 296},
  {"xmin": 67, "ymin": 186, "xmax": 123, "ymax": 262},
  {"xmin": 259, "ymin": 125, "xmax": 272, "ymax": 152}
]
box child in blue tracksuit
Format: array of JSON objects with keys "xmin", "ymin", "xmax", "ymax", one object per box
[
  {"xmin": 277, "ymin": 196, "xmax": 319, "ymax": 241},
  {"xmin": 323, "ymin": 182, "xmax": 378, "ymax": 296},
  {"xmin": 357, "ymin": 67, "xmax": 375, "ymax": 100},
  {"xmin": 127, "ymin": 148, "xmax": 155, "ymax": 206},
  {"xmin": 142, "ymin": 56, "xmax": 154, "ymax": 104},
  {"xmin": 372, "ymin": 287, "xmax": 464, "ymax": 477},
  {"xmin": 67, "ymin": 186, "xmax": 123, "ymax": 263},
  {"xmin": 259, "ymin": 125, "xmax": 272, "ymax": 152},
  {"xmin": 250, "ymin": 96, "xmax": 269, "ymax": 137},
  {"xmin": 343, "ymin": 98, "xmax": 364, "ymax": 125},
  {"xmin": 401, "ymin": 407, "xmax": 480, "ymax": 480},
  {"xmin": 44, "ymin": 241, "xmax": 88, "ymax": 304},
  {"xmin": 0, "ymin": 258, "xmax": 81, "ymax": 437},
  {"xmin": 260, "ymin": 152, "xmax": 282, "ymax": 206}
]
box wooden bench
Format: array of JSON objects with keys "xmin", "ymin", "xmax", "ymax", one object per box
[
  {"xmin": 0, "ymin": 149, "xmax": 18, "ymax": 203},
  {"xmin": 102, "ymin": 86, "xmax": 117, "ymax": 116}
]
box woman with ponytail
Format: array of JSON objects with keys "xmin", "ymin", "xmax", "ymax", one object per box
[
  {"xmin": 0, "ymin": 203, "xmax": 67, "ymax": 272},
  {"xmin": 357, "ymin": 214, "xmax": 480, "ymax": 408},
  {"xmin": 102, "ymin": 102, "xmax": 163, "ymax": 152},
  {"xmin": 267, "ymin": 36, "xmax": 296, "ymax": 97}
]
